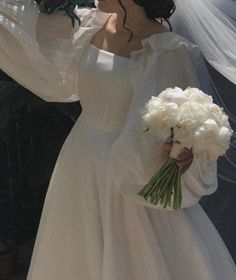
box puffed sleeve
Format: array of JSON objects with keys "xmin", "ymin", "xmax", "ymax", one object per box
[
  {"xmin": 107, "ymin": 33, "xmax": 218, "ymax": 211},
  {"xmin": 0, "ymin": 1, "xmax": 96, "ymax": 102}
]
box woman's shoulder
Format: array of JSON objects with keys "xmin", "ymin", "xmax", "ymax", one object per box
[
  {"xmin": 136, "ymin": 31, "xmax": 201, "ymax": 67},
  {"xmin": 146, "ymin": 31, "xmax": 197, "ymax": 52}
]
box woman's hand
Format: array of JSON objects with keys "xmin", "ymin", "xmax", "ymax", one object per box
[{"xmin": 163, "ymin": 143, "xmax": 194, "ymax": 174}]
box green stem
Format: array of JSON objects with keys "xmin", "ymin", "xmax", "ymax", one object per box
[
  {"xmin": 176, "ymin": 169, "xmax": 182, "ymax": 210},
  {"xmin": 138, "ymin": 157, "xmax": 181, "ymax": 208},
  {"xmin": 164, "ymin": 165, "xmax": 179, "ymax": 208},
  {"xmin": 172, "ymin": 168, "xmax": 182, "ymax": 210},
  {"xmin": 138, "ymin": 158, "xmax": 174, "ymax": 197},
  {"xmin": 155, "ymin": 164, "xmax": 177, "ymax": 201},
  {"xmin": 149, "ymin": 162, "xmax": 175, "ymax": 203},
  {"xmin": 155, "ymin": 164, "xmax": 175, "ymax": 197}
]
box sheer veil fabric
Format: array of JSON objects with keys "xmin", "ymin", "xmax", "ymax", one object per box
[
  {"xmin": 170, "ymin": 0, "xmax": 236, "ymax": 184},
  {"xmin": 172, "ymin": 0, "xmax": 236, "ymax": 84}
]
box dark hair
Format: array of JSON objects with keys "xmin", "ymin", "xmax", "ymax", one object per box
[
  {"xmin": 133, "ymin": 0, "xmax": 175, "ymax": 21},
  {"xmin": 117, "ymin": 0, "xmax": 176, "ymax": 42}
]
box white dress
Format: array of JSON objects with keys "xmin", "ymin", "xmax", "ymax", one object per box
[{"xmin": 0, "ymin": 2, "xmax": 236, "ymax": 279}]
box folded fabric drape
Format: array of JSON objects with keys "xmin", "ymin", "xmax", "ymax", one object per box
[{"xmin": 0, "ymin": 1, "xmax": 219, "ymax": 210}]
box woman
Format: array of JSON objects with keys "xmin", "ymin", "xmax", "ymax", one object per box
[{"xmin": 0, "ymin": 0, "xmax": 236, "ymax": 279}]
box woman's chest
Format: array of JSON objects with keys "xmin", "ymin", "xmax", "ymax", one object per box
[{"xmin": 77, "ymin": 44, "xmax": 134, "ymax": 129}]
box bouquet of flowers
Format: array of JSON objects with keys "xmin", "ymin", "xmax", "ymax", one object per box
[
  {"xmin": 35, "ymin": 0, "xmax": 95, "ymax": 27},
  {"xmin": 138, "ymin": 87, "xmax": 233, "ymax": 210}
]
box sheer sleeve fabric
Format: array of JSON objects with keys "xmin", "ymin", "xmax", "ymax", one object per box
[
  {"xmin": 107, "ymin": 34, "xmax": 218, "ymax": 211},
  {"xmin": 0, "ymin": 1, "xmax": 107, "ymax": 102}
]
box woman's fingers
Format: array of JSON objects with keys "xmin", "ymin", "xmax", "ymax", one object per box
[
  {"xmin": 164, "ymin": 143, "xmax": 172, "ymax": 153},
  {"xmin": 177, "ymin": 147, "xmax": 192, "ymax": 161},
  {"xmin": 177, "ymin": 150, "xmax": 194, "ymax": 174},
  {"xmin": 180, "ymin": 162, "xmax": 193, "ymax": 174},
  {"xmin": 178, "ymin": 156, "xmax": 193, "ymax": 168},
  {"xmin": 162, "ymin": 144, "xmax": 194, "ymax": 174}
]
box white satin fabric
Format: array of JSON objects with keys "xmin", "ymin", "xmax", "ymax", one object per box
[{"xmin": 0, "ymin": 2, "xmax": 236, "ymax": 279}]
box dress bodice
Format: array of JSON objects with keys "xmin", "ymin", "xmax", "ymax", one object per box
[{"xmin": 77, "ymin": 44, "xmax": 134, "ymax": 132}]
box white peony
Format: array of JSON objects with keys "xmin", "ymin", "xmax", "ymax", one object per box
[
  {"xmin": 207, "ymin": 103, "xmax": 223, "ymax": 118},
  {"xmin": 207, "ymin": 103, "xmax": 231, "ymax": 128},
  {"xmin": 202, "ymin": 127, "xmax": 233, "ymax": 160},
  {"xmin": 193, "ymin": 119, "xmax": 219, "ymax": 152},
  {"xmin": 184, "ymin": 87, "xmax": 213, "ymax": 104},
  {"xmin": 177, "ymin": 102, "xmax": 209, "ymax": 130},
  {"xmin": 158, "ymin": 87, "xmax": 188, "ymax": 106},
  {"xmin": 221, "ymin": 114, "xmax": 231, "ymax": 128},
  {"xmin": 141, "ymin": 98, "xmax": 178, "ymax": 139},
  {"xmin": 216, "ymin": 126, "xmax": 233, "ymax": 149},
  {"xmin": 174, "ymin": 127, "xmax": 195, "ymax": 148},
  {"xmin": 141, "ymin": 87, "xmax": 233, "ymax": 161}
]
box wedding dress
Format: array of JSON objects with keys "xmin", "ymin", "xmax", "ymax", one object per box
[{"xmin": 0, "ymin": 2, "xmax": 236, "ymax": 279}]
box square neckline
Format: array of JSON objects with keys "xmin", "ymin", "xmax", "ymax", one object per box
[
  {"xmin": 89, "ymin": 32, "xmax": 171, "ymax": 60},
  {"xmin": 89, "ymin": 43, "xmax": 130, "ymax": 60},
  {"xmin": 89, "ymin": 13, "xmax": 172, "ymax": 60}
]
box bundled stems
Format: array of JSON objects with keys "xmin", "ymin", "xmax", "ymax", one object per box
[{"xmin": 138, "ymin": 142, "xmax": 183, "ymax": 210}]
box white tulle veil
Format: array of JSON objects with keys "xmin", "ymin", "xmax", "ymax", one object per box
[{"xmin": 169, "ymin": 0, "xmax": 236, "ymax": 184}]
